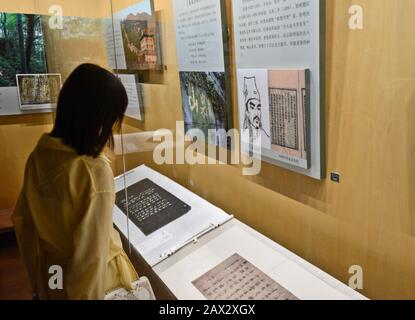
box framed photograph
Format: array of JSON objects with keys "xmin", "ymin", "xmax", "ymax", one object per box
[
  {"xmin": 16, "ymin": 73, "xmax": 62, "ymax": 110},
  {"xmin": 179, "ymin": 71, "xmax": 229, "ymax": 148},
  {"xmin": 0, "ymin": 13, "xmax": 47, "ymax": 88},
  {"xmin": 104, "ymin": 0, "xmax": 163, "ymax": 71},
  {"xmin": 0, "ymin": 12, "xmax": 51, "ymax": 116}
]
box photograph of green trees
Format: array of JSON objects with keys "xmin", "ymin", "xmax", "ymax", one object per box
[{"xmin": 0, "ymin": 13, "xmax": 47, "ymax": 87}]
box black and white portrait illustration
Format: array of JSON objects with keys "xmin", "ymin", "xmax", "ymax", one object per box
[
  {"xmin": 243, "ymin": 76, "xmax": 270, "ymax": 141},
  {"xmin": 238, "ymin": 69, "xmax": 271, "ymax": 153}
]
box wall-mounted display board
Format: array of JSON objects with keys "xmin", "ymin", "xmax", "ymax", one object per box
[
  {"xmin": 0, "ymin": 12, "xmax": 53, "ymax": 116},
  {"xmin": 173, "ymin": 0, "xmax": 232, "ymax": 148},
  {"xmin": 232, "ymin": 0, "xmax": 325, "ymax": 179}
]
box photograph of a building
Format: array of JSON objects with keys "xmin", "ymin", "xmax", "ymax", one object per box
[{"xmin": 120, "ymin": 11, "xmax": 160, "ymax": 70}]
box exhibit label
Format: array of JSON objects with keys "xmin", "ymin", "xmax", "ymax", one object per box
[
  {"xmin": 117, "ymin": 74, "xmax": 142, "ymax": 121},
  {"xmin": 103, "ymin": 18, "xmax": 127, "ymax": 70},
  {"xmin": 173, "ymin": 0, "xmax": 225, "ymax": 72}
]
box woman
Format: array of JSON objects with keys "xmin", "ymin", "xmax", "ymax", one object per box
[{"xmin": 12, "ymin": 64, "xmax": 138, "ymax": 299}]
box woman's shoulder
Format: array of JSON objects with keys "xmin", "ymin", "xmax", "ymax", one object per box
[{"xmin": 71, "ymin": 155, "xmax": 115, "ymax": 195}]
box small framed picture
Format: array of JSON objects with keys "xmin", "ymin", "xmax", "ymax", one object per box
[{"xmin": 16, "ymin": 73, "xmax": 62, "ymax": 110}]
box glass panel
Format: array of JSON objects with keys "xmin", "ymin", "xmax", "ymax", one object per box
[
  {"xmin": 111, "ymin": 0, "xmax": 233, "ymax": 265},
  {"xmin": 109, "ymin": 0, "xmax": 182, "ymax": 256},
  {"xmin": 0, "ymin": 0, "xmax": 114, "ymax": 226}
]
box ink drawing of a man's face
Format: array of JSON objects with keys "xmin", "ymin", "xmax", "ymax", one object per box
[{"xmin": 245, "ymin": 98, "xmax": 262, "ymax": 130}]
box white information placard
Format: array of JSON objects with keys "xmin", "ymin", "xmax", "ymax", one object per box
[
  {"xmin": 232, "ymin": 0, "xmax": 324, "ymax": 179},
  {"xmin": 103, "ymin": 18, "xmax": 127, "ymax": 70},
  {"xmin": 117, "ymin": 74, "xmax": 142, "ymax": 121},
  {"xmin": 173, "ymin": 0, "xmax": 226, "ymax": 72}
]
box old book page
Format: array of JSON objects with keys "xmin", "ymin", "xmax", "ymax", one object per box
[{"xmin": 192, "ymin": 253, "xmax": 298, "ymax": 300}]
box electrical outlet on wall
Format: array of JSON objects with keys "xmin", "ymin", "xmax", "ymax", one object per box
[{"xmin": 331, "ymin": 172, "xmax": 341, "ymax": 183}]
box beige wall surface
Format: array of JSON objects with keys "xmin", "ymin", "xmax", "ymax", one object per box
[{"xmin": 1, "ymin": 0, "xmax": 415, "ymax": 299}]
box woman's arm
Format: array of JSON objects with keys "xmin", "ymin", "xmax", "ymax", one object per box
[
  {"xmin": 12, "ymin": 191, "xmax": 38, "ymax": 294},
  {"xmin": 65, "ymin": 191, "xmax": 113, "ymax": 300}
]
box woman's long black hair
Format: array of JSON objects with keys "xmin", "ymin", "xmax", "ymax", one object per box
[{"xmin": 51, "ymin": 63, "xmax": 128, "ymax": 157}]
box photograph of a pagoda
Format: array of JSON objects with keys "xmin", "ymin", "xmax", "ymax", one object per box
[{"xmin": 119, "ymin": 2, "xmax": 161, "ymax": 71}]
